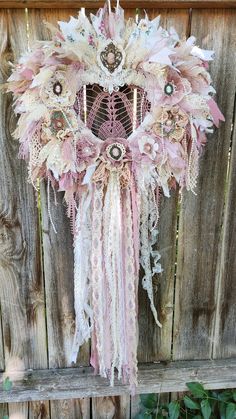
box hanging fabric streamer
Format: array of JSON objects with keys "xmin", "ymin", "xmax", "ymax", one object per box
[{"xmin": 7, "ymin": 2, "xmax": 224, "ymax": 390}]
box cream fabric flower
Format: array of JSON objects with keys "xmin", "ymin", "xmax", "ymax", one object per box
[
  {"xmin": 138, "ymin": 135, "xmax": 159, "ymax": 160},
  {"xmin": 153, "ymin": 106, "xmax": 189, "ymax": 142}
]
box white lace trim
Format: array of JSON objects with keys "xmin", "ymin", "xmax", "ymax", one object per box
[{"xmin": 71, "ymin": 190, "xmax": 93, "ymax": 362}]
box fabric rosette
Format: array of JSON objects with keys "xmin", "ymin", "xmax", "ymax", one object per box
[
  {"xmin": 92, "ymin": 137, "xmax": 132, "ymax": 188},
  {"xmin": 76, "ymin": 135, "xmax": 100, "ymax": 173}
]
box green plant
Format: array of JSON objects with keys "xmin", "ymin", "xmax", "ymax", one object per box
[
  {"xmin": 135, "ymin": 383, "xmax": 236, "ymax": 419},
  {"xmin": 2, "ymin": 377, "xmax": 12, "ymax": 391}
]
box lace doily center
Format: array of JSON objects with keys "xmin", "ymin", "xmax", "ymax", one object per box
[{"xmin": 74, "ymin": 84, "xmax": 150, "ymax": 141}]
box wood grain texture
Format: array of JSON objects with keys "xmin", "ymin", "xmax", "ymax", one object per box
[
  {"xmin": 0, "ymin": 0, "xmax": 236, "ymax": 9},
  {"xmin": 131, "ymin": 9, "xmax": 189, "ymax": 417},
  {"xmin": 0, "ymin": 8, "xmax": 48, "ymax": 419},
  {"xmin": 173, "ymin": 9, "xmax": 236, "ymax": 361},
  {"xmin": 92, "ymin": 396, "xmax": 130, "ymax": 419},
  {"xmin": 28, "ymin": 401, "xmax": 50, "ymax": 419},
  {"xmin": 0, "ymin": 10, "xmax": 7, "ymax": 375},
  {"xmin": 0, "ymin": 359, "xmax": 235, "ymax": 402},
  {"xmin": 213, "ymin": 94, "xmax": 236, "ymax": 359},
  {"xmin": 28, "ymin": 8, "xmax": 90, "ymax": 419},
  {"xmin": 137, "ymin": 9, "xmax": 189, "ymax": 365},
  {"xmin": 0, "ymin": 403, "xmax": 8, "ymax": 418}
]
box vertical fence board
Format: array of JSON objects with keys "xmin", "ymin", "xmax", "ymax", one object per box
[
  {"xmin": 28, "ymin": 401, "xmax": 50, "ymax": 419},
  {"xmin": 213, "ymin": 90, "xmax": 236, "ymax": 358},
  {"xmin": 28, "ymin": 8, "xmax": 90, "ymax": 419},
  {"xmin": 0, "ymin": 404, "xmax": 8, "ymax": 417},
  {"xmin": 173, "ymin": 9, "xmax": 236, "ymax": 361},
  {"xmin": 137, "ymin": 8, "xmax": 189, "ymax": 365},
  {"xmin": 0, "ymin": 8, "xmax": 49, "ymax": 419},
  {"xmin": 131, "ymin": 9, "xmax": 190, "ymax": 417},
  {"xmin": 93, "ymin": 396, "xmax": 131, "ymax": 419},
  {"xmin": 0, "ymin": 10, "xmax": 7, "ymax": 375}
]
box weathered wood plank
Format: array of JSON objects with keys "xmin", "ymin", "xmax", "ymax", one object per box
[
  {"xmin": 0, "ymin": 403, "xmax": 8, "ymax": 418},
  {"xmin": 0, "ymin": 0, "xmax": 236, "ymax": 9},
  {"xmin": 8, "ymin": 403, "xmax": 28, "ymax": 418},
  {"xmin": 137, "ymin": 9, "xmax": 189, "ymax": 366},
  {"xmin": 0, "ymin": 10, "xmax": 7, "ymax": 375},
  {"xmin": 132, "ymin": 12, "xmax": 188, "ymax": 417},
  {"xmin": 0, "ymin": 359, "xmax": 235, "ymax": 402},
  {"xmin": 93, "ymin": 396, "xmax": 130, "ymax": 419},
  {"xmin": 28, "ymin": 9, "xmax": 90, "ymax": 419},
  {"xmin": 0, "ymin": 8, "xmax": 48, "ymax": 419},
  {"xmin": 132, "ymin": 9, "xmax": 189, "ymax": 417},
  {"xmin": 28, "ymin": 401, "xmax": 50, "ymax": 419},
  {"xmin": 173, "ymin": 9, "xmax": 236, "ymax": 361},
  {"xmin": 213, "ymin": 96, "xmax": 236, "ymax": 359}
]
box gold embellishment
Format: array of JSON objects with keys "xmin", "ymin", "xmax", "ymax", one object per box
[{"xmin": 100, "ymin": 42, "xmax": 123, "ymax": 73}]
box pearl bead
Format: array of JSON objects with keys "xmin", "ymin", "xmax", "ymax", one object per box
[
  {"xmin": 144, "ymin": 143, "xmax": 152, "ymax": 152},
  {"xmin": 84, "ymin": 147, "xmax": 91, "ymax": 155}
]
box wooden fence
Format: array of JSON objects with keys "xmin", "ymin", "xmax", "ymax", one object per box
[{"xmin": 0, "ymin": 0, "xmax": 236, "ymax": 417}]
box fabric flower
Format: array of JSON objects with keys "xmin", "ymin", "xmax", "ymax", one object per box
[
  {"xmin": 171, "ymin": 38, "xmax": 215, "ymax": 96},
  {"xmin": 153, "ymin": 106, "xmax": 189, "ymax": 142},
  {"xmin": 156, "ymin": 68, "xmax": 191, "ymax": 106},
  {"xmin": 40, "ymin": 70, "xmax": 76, "ymax": 107},
  {"xmin": 76, "ymin": 137, "xmax": 100, "ymax": 172},
  {"xmin": 101, "ymin": 137, "xmax": 131, "ymax": 166},
  {"xmin": 41, "ymin": 109, "xmax": 78, "ymax": 143},
  {"xmin": 138, "ymin": 135, "xmax": 159, "ymax": 160},
  {"xmin": 38, "ymin": 138, "xmax": 76, "ymax": 180}
]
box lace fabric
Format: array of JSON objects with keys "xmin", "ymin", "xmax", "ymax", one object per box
[{"xmin": 75, "ymin": 84, "xmax": 150, "ymax": 140}]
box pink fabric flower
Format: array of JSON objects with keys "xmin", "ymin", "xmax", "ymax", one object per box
[
  {"xmin": 165, "ymin": 139, "xmax": 186, "ymax": 170},
  {"xmin": 153, "ymin": 68, "xmax": 192, "ymax": 106},
  {"xmin": 171, "ymin": 40, "xmax": 213, "ymax": 95},
  {"xmin": 76, "ymin": 137, "xmax": 100, "ymax": 172},
  {"xmin": 101, "ymin": 137, "xmax": 131, "ymax": 166}
]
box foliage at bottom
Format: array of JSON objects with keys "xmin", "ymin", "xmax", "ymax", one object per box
[{"xmin": 135, "ymin": 382, "xmax": 236, "ymax": 419}]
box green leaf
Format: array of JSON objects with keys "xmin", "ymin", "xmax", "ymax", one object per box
[
  {"xmin": 3, "ymin": 377, "xmax": 12, "ymax": 391},
  {"xmin": 226, "ymin": 403, "xmax": 236, "ymax": 419},
  {"xmin": 219, "ymin": 391, "xmax": 234, "ymax": 402},
  {"xmin": 187, "ymin": 382, "xmax": 207, "ymax": 398},
  {"xmin": 168, "ymin": 401, "xmax": 180, "ymax": 419},
  {"xmin": 233, "ymin": 391, "xmax": 236, "ymax": 403},
  {"xmin": 140, "ymin": 394, "xmax": 157, "ymax": 410},
  {"xmin": 134, "ymin": 413, "xmax": 152, "ymax": 419},
  {"xmin": 192, "ymin": 416, "xmax": 203, "ymax": 419},
  {"xmin": 200, "ymin": 399, "xmax": 211, "ymax": 419},
  {"xmin": 3, "ymin": 416, "xmax": 9, "ymax": 419},
  {"xmin": 184, "ymin": 395, "xmax": 200, "ymax": 410},
  {"xmin": 219, "ymin": 401, "xmax": 226, "ymax": 419}
]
